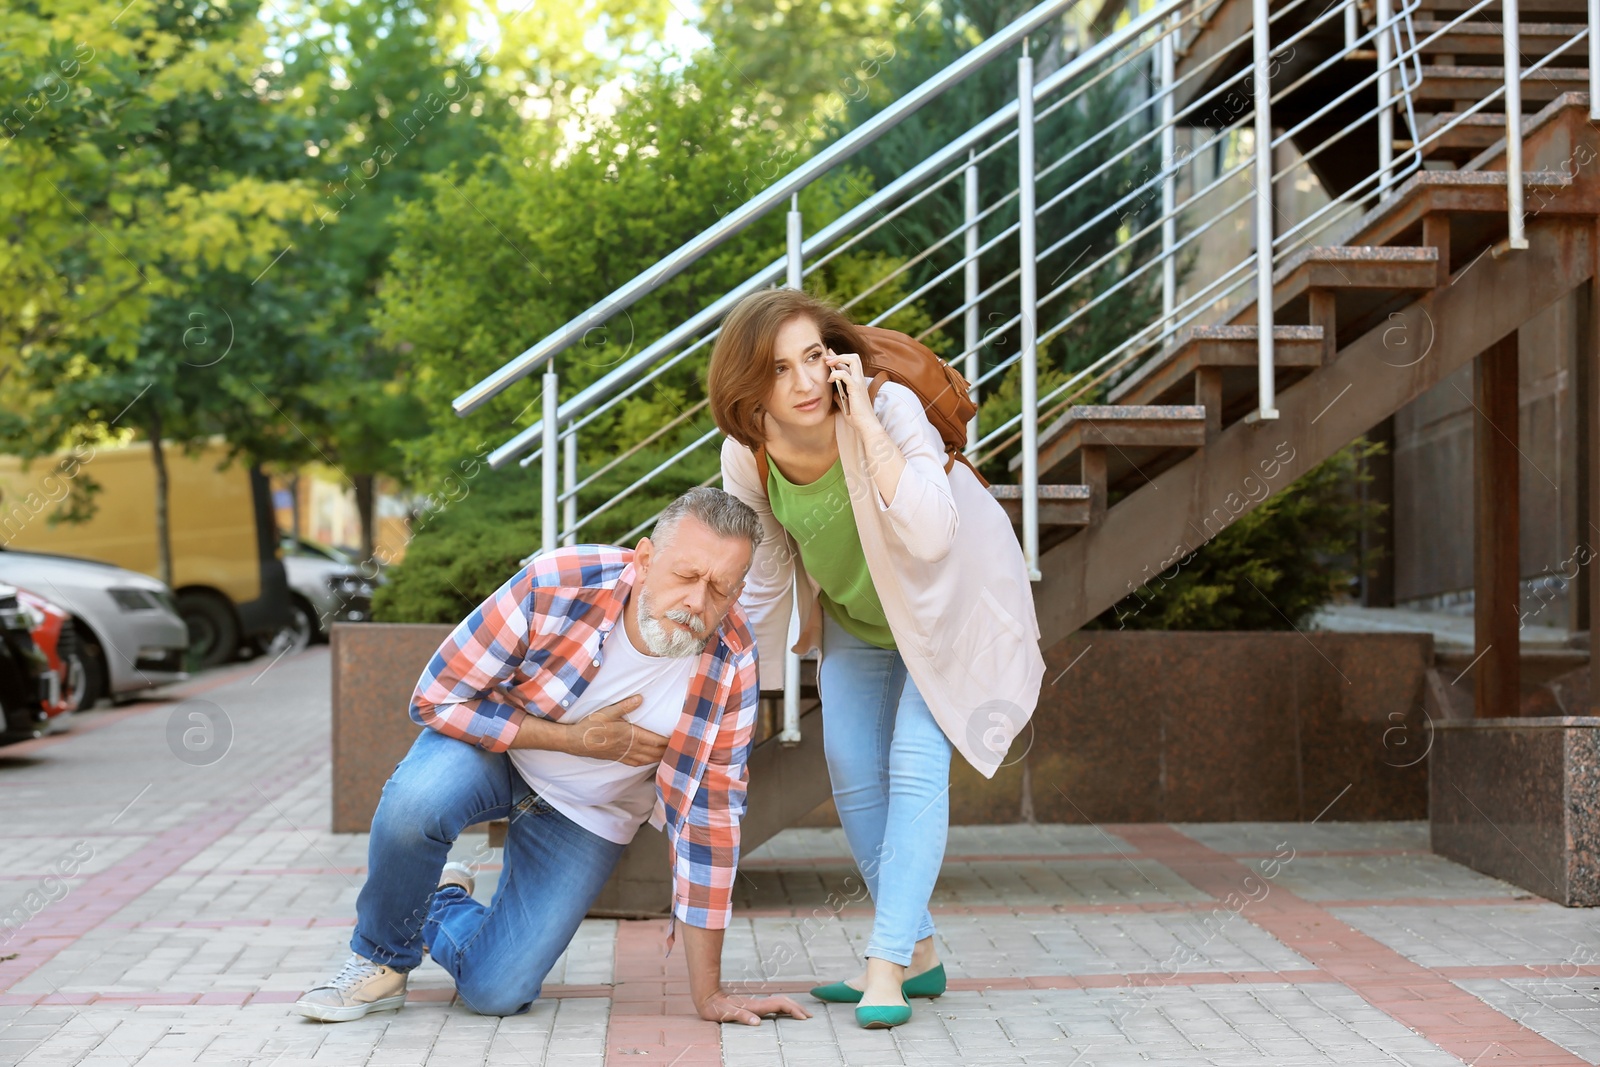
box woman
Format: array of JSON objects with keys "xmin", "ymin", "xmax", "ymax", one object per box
[{"xmin": 709, "ymin": 288, "xmax": 1045, "ymax": 1029}]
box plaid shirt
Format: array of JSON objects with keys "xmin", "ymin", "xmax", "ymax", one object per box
[{"xmin": 409, "ymin": 544, "xmax": 760, "ymax": 945}]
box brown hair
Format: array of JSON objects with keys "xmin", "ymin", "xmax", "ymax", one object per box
[{"xmin": 706, "ymin": 288, "xmax": 874, "ymax": 450}]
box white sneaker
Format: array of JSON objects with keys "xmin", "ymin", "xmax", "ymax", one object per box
[{"xmin": 293, "ymin": 953, "xmax": 407, "ymax": 1022}]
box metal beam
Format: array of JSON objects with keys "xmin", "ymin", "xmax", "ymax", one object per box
[{"xmin": 1472, "ymin": 331, "xmax": 1521, "ymax": 717}]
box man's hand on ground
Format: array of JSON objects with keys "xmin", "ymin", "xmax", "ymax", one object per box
[
  {"xmin": 570, "ymin": 694, "xmax": 668, "ymax": 766},
  {"xmin": 696, "ymin": 990, "xmax": 812, "ymax": 1026}
]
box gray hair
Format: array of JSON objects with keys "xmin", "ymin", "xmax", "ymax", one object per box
[{"xmin": 651, "ymin": 486, "xmax": 763, "ymax": 559}]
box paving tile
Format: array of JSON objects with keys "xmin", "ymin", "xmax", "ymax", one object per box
[
  {"xmin": 2, "ymin": 650, "xmax": 1595, "ymax": 1067},
  {"xmin": 1330, "ymin": 903, "xmax": 1600, "ymax": 968}
]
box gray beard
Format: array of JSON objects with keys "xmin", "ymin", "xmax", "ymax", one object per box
[{"xmin": 637, "ymin": 586, "xmax": 708, "ymax": 658}]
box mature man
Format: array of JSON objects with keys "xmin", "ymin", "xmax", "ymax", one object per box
[{"xmin": 295, "ymin": 487, "xmax": 810, "ymax": 1026}]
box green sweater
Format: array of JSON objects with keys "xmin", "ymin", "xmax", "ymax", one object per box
[{"xmin": 766, "ymin": 458, "xmax": 896, "ymax": 650}]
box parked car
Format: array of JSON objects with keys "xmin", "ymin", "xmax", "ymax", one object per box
[
  {"xmin": 0, "ymin": 583, "xmax": 51, "ymax": 743},
  {"xmin": 15, "ymin": 586, "xmax": 88, "ymax": 718},
  {"xmin": 0, "ymin": 439, "xmax": 290, "ymax": 667},
  {"xmin": 280, "ymin": 536, "xmax": 378, "ymax": 646},
  {"xmin": 0, "ymin": 548, "xmax": 189, "ymax": 706}
]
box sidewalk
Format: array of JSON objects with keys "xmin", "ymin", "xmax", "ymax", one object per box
[{"xmin": 0, "ymin": 648, "xmax": 1596, "ymax": 1066}]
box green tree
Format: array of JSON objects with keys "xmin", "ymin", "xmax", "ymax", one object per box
[
  {"xmin": 371, "ymin": 49, "xmax": 938, "ymax": 619},
  {"xmin": 0, "ymin": 0, "xmax": 325, "ymax": 585}
]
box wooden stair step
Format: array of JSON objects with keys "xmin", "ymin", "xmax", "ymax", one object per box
[
  {"xmin": 1109, "ymin": 326, "xmax": 1325, "ymax": 413},
  {"xmin": 988, "ymin": 483, "xmax": 1095, "ymax": 527},
  {"xmin": 1411, "ymin": 20, "xmax": 1588, "ymax": 56},
  {"xmin": 1013, "ymin": 405, "xmax": 1209, "ymax": 493},
  {"xmin": 1414, "ymin": 65, "xmax": 1590, "ymax": 107}
]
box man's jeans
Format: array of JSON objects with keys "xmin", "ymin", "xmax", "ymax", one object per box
[
  {"xmin": 350, "ymin": 727, "xmax": 625, "ymax": 1016},
  {"xmin": 817, "ymin": 611, "xmax": 952, "ymax": 968}
]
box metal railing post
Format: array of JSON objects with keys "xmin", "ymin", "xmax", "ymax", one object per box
[
  {"xmin": 1018, "ymin": 42, "xmax": 1042, "ymax": 581},
  {"xmin": 1252, "ymin": 0, "xmax": 1280, "ymax": 420},
  {"xmin": 541, "ymin": 367, "xmax": 559, "ymax": 552},
  {"xmin": 1591, "ymin": 0, "xmax": 1599, "ymax": 120},
  {"xmin": 561, "ymin": 430, "xmax": 577, "ymax": 547},
  {"xmin": 1377, "ymin": 0, "xmax": 1395, "ymax": 197},
  {"xmin": 1345, "ymin": 0, "xmax": 1359, "ymax": 47},
  {"xmin": 786, "ymin": 193, "xmax": 804, "ymax": 289},
  {"xmin": 965, "ymin": 149, "xmax": 981, "ymax": 449},
  {"xmin": 1160, "ymin": 22, "xmax": 1177, "ymax": 335},
  {"xmin": 780, "ymin": 190, "xmax": 804, "ymax": 745},
  {"xmin": 1504, "ymin": 0, "xmax": 1527, "ymax": 249}
]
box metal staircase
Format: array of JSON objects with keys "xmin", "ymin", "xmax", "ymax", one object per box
[{"xmin": 446, "ymin": 0, "xmax": 1600, "ymax": 910}]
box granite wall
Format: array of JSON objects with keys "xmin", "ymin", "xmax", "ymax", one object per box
[
  {"xmin": 333, "ymin": 624, "xmax": 1436, "ymax": 833},
  {"xmin": 331, "ymin": 623, "xmax": 451, "ymax": 834},
  {"xmin": 1430, "ymin": 716, "xmax": 1600, "ymax": 906}
]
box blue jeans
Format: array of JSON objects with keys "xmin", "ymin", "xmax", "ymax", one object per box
[
  {"xmin": 350, "ymin": 727, "xmax": 625, "ymax": 1016},
  {"xmin": 817, "ymin": 611, "xmax": 952, "ymax": 967}
]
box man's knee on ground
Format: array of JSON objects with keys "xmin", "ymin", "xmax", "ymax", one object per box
[{"xmin": 455, "ymin": 977, "xmax": 543, "ymax": 1017}]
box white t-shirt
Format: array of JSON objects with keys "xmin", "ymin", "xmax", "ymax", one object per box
[{"xmin": 508, "ymin": 625, "xmax": 697, "ymax": 845}]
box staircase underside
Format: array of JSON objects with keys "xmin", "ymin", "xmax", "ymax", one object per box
[{"xmin": 1175, "ymin": 0, "xmax": 1383, "ymax": 194}]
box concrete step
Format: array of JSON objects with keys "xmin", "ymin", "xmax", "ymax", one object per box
[
  {"xmin": 1421, "ymin": 0, "xmax": 1594, "ymax": 15},
  {"xmin": 1270, "ymin": 244, "xmax": 1443, "ymax": 300},
  {"xmin": 1108, "ymin": 326, "xmax": 1326, "ymax": 435},
  {"xmin": 1327, "ymin": 169, "xmax": 1574, "ymax": 259},
  {"xmin": 1012, "ymin": 405, "xmax": 1209, "ymax": 499},
  {"xmin": 988, "ymin": 482, "xmax": 1095, "ymax": 527},
  {"xmin": 1232, "ymin": 246, "xmax": 1442, "ymax": 355},
  {"xmin": 989, "ymin": 482, "xmax": 1097, "ymax": 552},
  {"xmin": 1402, "ymin": 112, "xmax": 1508, "ymax": 164},
  {"xmin": 1414, "ymin": 64, "xmax": 1591, "ymax": 108},
  {"xmin": 1410, "ymin": 19, "xmax": 1588, "ymax": 57}
]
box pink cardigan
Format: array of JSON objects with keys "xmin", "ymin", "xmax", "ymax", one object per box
[{"xmin": 720, "ymin": 381, "xmax": 1045, "ymax": 778}]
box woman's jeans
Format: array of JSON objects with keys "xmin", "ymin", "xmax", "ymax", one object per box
[
  {"xmin": 350, "ymin": 727, "xmax": 625, "ymax": 1016},
  {"xmin": 818, "ymin": 610, "xmax": 953, "ymax": 967}
]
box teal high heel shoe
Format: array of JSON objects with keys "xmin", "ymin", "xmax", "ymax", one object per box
[
  {"xmin": 855, "ymin": 991, "xmax": 912, "ymax": 1029},
  {"xmin": 810, "ymin": 963, "xmax": 946, "ymax": 1003}
]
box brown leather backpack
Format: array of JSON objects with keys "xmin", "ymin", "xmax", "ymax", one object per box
[{"xmin": 753, "ymin": 325, "xmax": 988, "ymax": 489}]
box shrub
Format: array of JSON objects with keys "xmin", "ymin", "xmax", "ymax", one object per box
[
  {"xmin": 1090, "ymin": 439, "xmax": 1386, "ymax": 631},
  {"xmin": 371, "ymin": 465, "xmax": 543, "ymax": 624}
]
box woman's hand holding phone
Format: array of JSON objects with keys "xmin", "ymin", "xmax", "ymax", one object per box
[{"xmin": 824, "ymin": 348, "xmax": 873, "ymax": 431}]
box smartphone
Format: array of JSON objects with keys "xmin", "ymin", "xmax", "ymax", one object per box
[{"xmin": 833, "ymin": 377, "xmax": 850, "ymax": 415}]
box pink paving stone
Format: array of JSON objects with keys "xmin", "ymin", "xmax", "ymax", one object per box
[{"xmin": 92, "ymin": 993, "xmax": 199, "ymax": 1006}]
